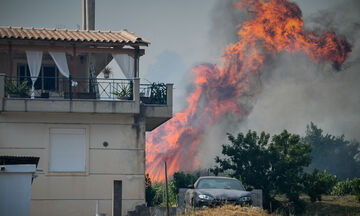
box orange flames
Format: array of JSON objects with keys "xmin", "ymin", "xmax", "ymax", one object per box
[{"xmin": 146, "ymin": 0, "xmax": 352, "ymax": 182}]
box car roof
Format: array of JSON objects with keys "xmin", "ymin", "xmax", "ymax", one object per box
[{"xmin": 197, "ymin": 176, "xmax": 238, "ymax": 180}]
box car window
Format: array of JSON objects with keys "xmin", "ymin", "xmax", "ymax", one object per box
[{"xmin": 197, "ymin": 178, "xmax": 245, "ymax": 190}]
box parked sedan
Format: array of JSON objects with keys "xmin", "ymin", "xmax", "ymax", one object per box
[{"xmin": 185, "ymin": 176, "xmax": 252, "ymax": 208}]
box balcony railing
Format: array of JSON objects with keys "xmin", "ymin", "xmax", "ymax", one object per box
[
  {"xmin": 4, "ymin": 75, "xmax": 134, "ymax": 101},
  {"xmin": 140, "ymin": 83, "xmax": 167, "ymax": 105},
  {"xmin": 3, "ymin": 75, "xmax": 169, "ymax": 105}
]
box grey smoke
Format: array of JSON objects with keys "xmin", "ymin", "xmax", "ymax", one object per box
[{"xmin": 198, "ymin": 0, "xmax": 360, "ymax": 169}]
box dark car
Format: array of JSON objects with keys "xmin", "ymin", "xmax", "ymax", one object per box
[{"xmin": 184, "ymin": 176, "xmax": 252, "ymax": 208}]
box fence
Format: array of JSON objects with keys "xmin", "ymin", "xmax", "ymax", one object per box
[
  {"xmin": 4, "ymin": 75, "xmax": 134, "ymax": 101},
  {"xmin": 140, "ymin": 83, "xmax": 167, "ymax": 105}
]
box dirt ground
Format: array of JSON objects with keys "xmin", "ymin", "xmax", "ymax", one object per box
[
  {"xmin": 180, "ymin": 195, "xmax": 360, "ymax": 216},
  {"xmin": 182, "ymin": 205, "xmax": 270, "ymax": 216}
]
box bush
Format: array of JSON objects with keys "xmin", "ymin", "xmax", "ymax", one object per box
[
  {"xmin": 6, "ymin": 80, "xmax": 30, "ymax": 97},
  {"xmin": 332, "ymin": 179, "xmax": 356, "ymax": 196},
  {"xmin": 303, "ymin": 169, "xmax": 337, "ymax": 202},
  {"xmin": 352, "ymin": 178, "xmax": 360, "ymax": 195}
]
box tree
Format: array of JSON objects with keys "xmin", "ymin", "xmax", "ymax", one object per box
[
  {"xmin": 303, "ymin": 122, "xmax": 360, "ymax": 179},
  {"xmin": 212, "ymin": 130, "xmax": 312, "ymax": 209},
  {"xmin": 145, "ymin": 174, "xmax": 156, "ymax": 206},
  {"xmin": 268, "ymin": 131, "xmax": 312, "ymax": 203},
  {"xmin": 303, "ymin": 169, "xmax": 337, "ymax": 202},
  {"xmin": 172, "ymin": 172, "xmax": 198, "ymax": 194}
]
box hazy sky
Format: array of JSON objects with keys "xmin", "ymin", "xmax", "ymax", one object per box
[
  {"xmin": 0, "ymin": 0, "xmax": 216, "ymax": 78},
  {"xmin": 0, "ymin": 0, "xmax": 342, "ymax": 80}
]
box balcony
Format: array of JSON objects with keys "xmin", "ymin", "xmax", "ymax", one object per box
[{"xmin": 0, "ymin": 74, "xmax": 173, "ymax": 129}]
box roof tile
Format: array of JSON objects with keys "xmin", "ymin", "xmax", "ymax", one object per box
[{"xmin": 0, "ymin": 26, "xmax": 150, "ymax": 45}]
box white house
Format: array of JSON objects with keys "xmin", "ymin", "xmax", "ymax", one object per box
[{"xmin": 0, "ymin": 25, "xmax": 173, "ymax": 216}]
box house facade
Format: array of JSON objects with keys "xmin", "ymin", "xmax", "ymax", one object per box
[{"xmin": 0, "ymin": 27, "xmax": 172, "ymax": 216}]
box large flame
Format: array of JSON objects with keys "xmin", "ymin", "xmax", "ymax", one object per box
[{"xmin": 146, "ymin": 0, "xmax": 352, "ymax": 182}]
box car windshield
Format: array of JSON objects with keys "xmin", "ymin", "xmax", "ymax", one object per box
[{"xmin": 196, "ymin": 178, "xmax": 245, "ymax": 190}]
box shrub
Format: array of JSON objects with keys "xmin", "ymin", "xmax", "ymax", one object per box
[
  {"xmin": 356, "ymin": 194, "xmax": 360, "ymax": 202},
  {"xmin": 352, "ymin": 178, "xmax": 360, "ymax": 195},
  {"xmin": 332, "ymin": 179, "xmax": 354, "ymax": 196},
  {"xmin": 6, "ymin": 80, "xmax": 30, "ymax": 97}
]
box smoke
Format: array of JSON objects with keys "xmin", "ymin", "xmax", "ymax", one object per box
[
  {"xmin": 208, "ymin": 0, "xmax": 247, "ymax": 61},
  {"xmin": 241, "ymin": 0, "xmax": 360, "ymax": 139},
  {"xmin": 197, "ymin": 0, "xmax": 360, "ymax": 169},
  {"xmin": 146, "ymin": 0, "xmax": 353, "ymax": 181}
]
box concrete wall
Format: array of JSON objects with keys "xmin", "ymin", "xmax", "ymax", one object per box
[{"xmin": 0, "ymin": 112, "xmax": 146, "ymax": 216}]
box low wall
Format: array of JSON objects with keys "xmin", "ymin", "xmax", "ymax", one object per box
[
  {"xmin": 127, "ymin": 205, "xmax": 178, "ymax": 216},
  {"xmin": 128, "ymin": 189, "xmax": 263, "ymax": 216}
]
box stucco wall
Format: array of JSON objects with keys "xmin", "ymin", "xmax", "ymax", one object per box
[{"xmin": 0, "ymin": 112, "xmax": 146, "ymax": 216}]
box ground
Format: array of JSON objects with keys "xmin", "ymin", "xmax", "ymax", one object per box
[
  {"xmin": 298, "ymin": 195, "xmax": 360, "ymax": 216},
  {"xmin": 180, "ymin": 195, "xmax": 360, "ymax": 216},
  {"xmin": 182, "ymin": 205, "xmax": 270, "ymax": 216}
]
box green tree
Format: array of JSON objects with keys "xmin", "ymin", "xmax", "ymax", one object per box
[
  {"xmin": 303, "ymin": 122, "xmax": 360, "ymax": 179},
  {"xmin": 145, "ymin": 174, "xmax": 156, "ymax": 206},
  {"xmin": 212, "ymin": 130, "xmax": 311, "ymax": 209},
  {"xmin": 268, "ymin": 131, "xmax": 312, "ymax": 203},
  {"xmin": 303, "ymin": 169, "xmax": 337, "ymax": 202},
  {"xmin": 173, "ymin": 172, "xmax": 198, "ymax": 194}
]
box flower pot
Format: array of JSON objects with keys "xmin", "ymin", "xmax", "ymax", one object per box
[{"xmin": 117, "ymin": 96, "xmax": 130, "ymax": 100}]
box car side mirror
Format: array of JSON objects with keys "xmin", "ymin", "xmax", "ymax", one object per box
[{"xmin": 187, "ymin": 184, "xmax": 194, "ymax": 189}]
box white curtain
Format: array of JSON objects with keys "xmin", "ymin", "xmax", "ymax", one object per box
[
  {"xmin": 49, "ymin": 52, "xmax": 70, "ymax": 78},
  {"xmin": 26, "ymin": 51, "xmax": 43, "ymax": 98},
  {"xmin": 112, "ymin": 54, "xmax": 134, "ymax": 79}
]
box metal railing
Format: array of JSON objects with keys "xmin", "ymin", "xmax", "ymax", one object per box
[
  {"xmin": 3, "ymin": 75, "xmax": 169, "ymax": 105},
  {"xmin": 140, "ymin": 83, "xmax": 167, "ymax": 105},
  {"xmin": 4, "ymin": 75, "xmax": 134, "ymax": 101}
]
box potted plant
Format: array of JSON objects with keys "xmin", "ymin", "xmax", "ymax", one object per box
[
  {"xmin": 6, "ymin": 80, "xmax": 30, "ymax": 98},
  {"xmin": 103, "ymin": 66, "xmax": 112, "ymax": 79},
  {"xmin": 149, "ymin": 82, "xmax": 167, "ymax": 104},
  {"xmin": 113, "ymin": 83, "xmax": 132, "ymax": 100}
]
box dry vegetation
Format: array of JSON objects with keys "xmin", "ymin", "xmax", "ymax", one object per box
[
  {"xmin": 180, "ymin": 196, "xmax": 360, "ymax": 216},
  {"xmin": 182, "ymin": 205, "xmax": 270, "ymax": 216},
  {"xmin": 299, "ymin": 195, "xmax": 360, "ymax": 216}
]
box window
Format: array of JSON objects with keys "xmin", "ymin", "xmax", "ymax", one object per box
[
  {"xmin": 17, "ymin": 63, "xmax": 58, "ymax": 91},
  {"xmin": 17, "ymin": 64, "xmax": 31, "ymax": 88},
  {"xmin": 49, "ymin": 128, "xmax": 86, "ymax": 172}
]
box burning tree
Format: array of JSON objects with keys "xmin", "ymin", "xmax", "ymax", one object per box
[{"xmin": 146, "ymin": 0, "xmax": 352, "ymax": 182}]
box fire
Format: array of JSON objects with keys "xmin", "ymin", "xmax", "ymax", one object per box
[{"xmin": 146, "ymin": 0, "xmax": 352, "ymax": 182}]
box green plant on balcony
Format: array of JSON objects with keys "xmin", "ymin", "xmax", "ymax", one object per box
[
  {"xmin": 6, "ymin": 80, "xmax": 30, "ymax": 98},
  {"xmin": 102, "ymin": 66, "xmax": 112, "ymax": 79},
  {"xmin": 113, "ymin": 83, "xmax": 132, "ymax": 100},
  {"xmin": 150, "ymin": 82, "xmax": 167, "ymax": 104}
]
